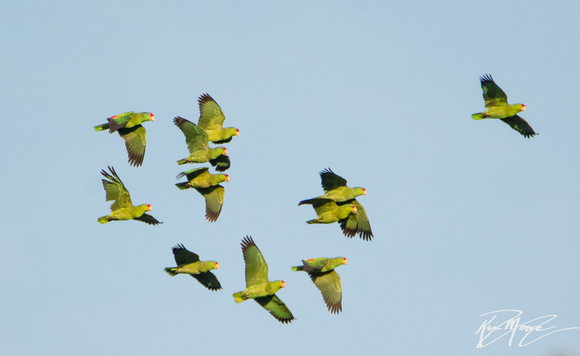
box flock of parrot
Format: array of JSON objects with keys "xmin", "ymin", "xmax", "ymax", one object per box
[{"xmin": 94, "ymin": 75, "xmax": 536, "ymax": 323}]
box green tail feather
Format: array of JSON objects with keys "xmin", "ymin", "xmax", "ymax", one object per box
[
  {"xmin": 177, "ymin": 159, "xmax": 189, "ymax": 165},
  {"xmin": 306, "ymin": 219, "xmax": 320, "ymax": 224},
  {"xmin": 164, "ymin": 268, "xmax": 178, "ymax": 276},
  {"xmin": 98, "ymin": 216, "xmax": 110, "ymax": 224},
  {"xmin": 471, "ymin": 113, "xmax": 485, "ymax": 120},
  {"xmin": 291, "ymin": 266, "xmax": 303, "ymax": 271},
  {"xmin": 94, "ymin": 123, "xmax": 110, "ymax": 131},
  {"xmin": 233, "ymin": 292, "xmax": 245, "ymax": 304},
  {"xmin": 175, "ymin": 182, "xmax": 190, "ymax": 190}
]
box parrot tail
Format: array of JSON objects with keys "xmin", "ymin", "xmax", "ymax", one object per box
[
  {"xmin": 298, "ymin": 198, "xmax": 315, "ymax": 206},
  {"xmin": 97, "ymin": 216, "xmax": 110, "ymax": 224},
  {"xmin": 175, "ymin": 182, "xmax": 190, "ymax": 190},
  {"xmin": 94, "ymin": 123, "xmax": 110, "ymax": 131},
  {"xmin": 291, "ymin": 266, "xmax": 303, "ymax": 272},
  {"xmin": 233, "ymin": 292, "xmax": 245, "ymax": 304},
  {"xmin": 164, "ymin": 268, "xmax": 178, "ymax": 276},
  {"xmin": 471, "ymin": 113, "xmax": 486, "ymax": 120},
  {"xmin": 306, "ymin": 219, "xmax": 321, "ymax": 224},
  {"xmin": 176, "ymin": 159, "xmax": 189, "ymax": 165}
]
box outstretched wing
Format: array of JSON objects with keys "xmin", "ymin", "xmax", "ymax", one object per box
[
  {"xmin": 255, "ymin": 295, "xmax": 295, "ymax": 324},
  {"xmin": 311, "ymin": 270, "xmax": 342, "ymax": 314},
  {"xmin": 339, "ymin": 199, "xmax": 373, "ymax": 241},
  {"xmin": 500, "ymin": 115, "xmax": 537, "ymax": 138},
  {"xmin": 119, "ymin": 125, "xmax": 146, "ymax": 167},
  {"xmin": 195, "ymin": 185, "xmax": 225, "ymax": 223},
  {"xmin": 100, "ymin": 166, "xmax": 132, "ymax": 210},
  {"xmin": 320, "ymin": 168, "xmax": 347, "ymax": 192},
  {"xmin": 107, "ymin": 111, "xmax": 135, "ymax": 133},
  {"xmin": 241, "ymin": 236, "xmax": 269, "ymax": 287},
  {"xmin": 133, "ymin": 213, "xmax": 162, "ymax": 225},
  {"xmin": 171, "ymin": 243, "xmax": 200, "ymax": 265},
  {"xmin": 197, "ymin": 93, "xmax": 225, "ymax": 131},
  {"xmin": 192, "ymin": 272, "xmax": 222, "ymax": 291},
  {"xmin": 480, "ymin": 74, "xmax": 508, "ymax": 108},
  {"xmin": 209, "ymin": 155, "xmax": 231, "ymax": 172},
  {"xmin": 174, "ymin": 116, "xmax": 209, "ymax": 154}
]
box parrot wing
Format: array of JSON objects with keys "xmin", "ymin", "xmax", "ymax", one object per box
[
  {"xmin": 100, "ymin": 166, "xmax": 133, "ymax": 210},
  {"xmin": 118, "ymin": 125, "xmax": 146, "ymax": 167},
  {"xmin": 254, "ymin": 294, "xmax": 295, "ymax": 324}
]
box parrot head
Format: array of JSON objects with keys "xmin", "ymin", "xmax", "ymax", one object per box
[{"xmin": 350, "ymin": 205, "xmax": 357, "ymax": 214}]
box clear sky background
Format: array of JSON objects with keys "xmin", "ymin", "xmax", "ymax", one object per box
[{"xmin": 2, "ymin": 1, "xmax": 580, "ymax": 355}]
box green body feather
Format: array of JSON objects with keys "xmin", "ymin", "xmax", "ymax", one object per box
[
  {"xmin": 174, "ymin": 116, "xmax": 230, "ymax": 171},
  {"xmin": 164, "ymin": 244, "xmax": 221, "ymax": 291},
  {"xmin": 233, "ymin": 236, "xmax": 294, "ymax": 323},
  {"xmin": 292, "ymin": 257, "xmax": 347, "ymax": 314},
  {"xmin": 472, "ymin": 74, "xmax": 536, "ymax": 138},
  {"xmin": 94, "ymin": 112, "xmax": 154, "ymax": 166},
  {"xmin": 97, "ymin": 166, "xmax": 161, "ymax": 225}
]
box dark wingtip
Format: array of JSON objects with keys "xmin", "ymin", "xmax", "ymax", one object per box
[{"xmin": 479, "ymin": 73, "xmax": 494, "ymax": 84}]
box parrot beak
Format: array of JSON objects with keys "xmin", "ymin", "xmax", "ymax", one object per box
[
  {"xmin": 150, "ymin": 113, "xmax": 155, "ymax": 121},
  {"xmin": 280, "ymin": 281, "xmax": 286, "ymax": 288},
  {"xmin": 235, "ymin": 128, "xmax": 240, "ymax": 136},
  {"xmin": 147, "ymin": 204, "xmax": 152, "ymax": 211},
  {"xmin": 520, "ymin": 104, "xmax": 526, "ymax": 111},
  {"xmin": 362, "ymin": 188, "xmax": 367, "ymax": 195},
  {"xmin": 214, "ymin": 262, "xmax": 219, "ymax": 269},
  {"xmin": 223, "ymin": 147, "xmax": 228, "ymax": 155},
  {"xmin": 343, "ymin": 258, "xmax": 348, "ymax": 265},
  {"xmin": 224, "ymin": 175, "xmax": 230, "ymax": 182}
]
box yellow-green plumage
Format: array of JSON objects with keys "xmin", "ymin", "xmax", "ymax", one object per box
[
  {"xmin": 164, "ymin": 244, "xmax": 221, "ymax": 291},
  {"xmin": 173, "ymin": 116, "xmax": 231, "ymax": 171},
  {"xmin": 94, "ymin": 112, "xmax": 154, "ymax": 167},
  {"xmin": 97, "ymin": 166, "xmax": 161, "ymax": 225},
  {"xmin": 175, "ymin": 167, "xmax": 229, "ymax": 222},
  {"xmin": 300, "ymin": 168, "xmax": 373, "ymax": 240},
  {"xmin": 472, "ymin": 74, "xmax": 536, "ymax": 138},
  {"xmin": 233, "ymin": 236, "xmax": 294, "ymax": 324},
  {"xmin": 292, "ymin": 257, "xmax": 348, "ymax": 314},
  {"xmin": 197, "ymin": 93, "xmax": 240, "ymax": 144}
]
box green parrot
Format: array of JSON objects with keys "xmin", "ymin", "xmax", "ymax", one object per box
[
  {"xmin": 97, "ymin": 166, "xmax": 162, "ymax": 225},
  {"xmin": 164, "ymin": 244, "xmax": 221, "ymax": 291},
  {"xmin": 197, "ymin": 93, "xmax": 240, "ymax": 144},
  {"xmin": 233, "ymin": 236, "xmax": 294, "ymax": 324},
  {"xmin": 299, "ymin": 169, "xmax": 373, "ymax": 240},
  {"xmin": 472, "ymin": 74, "xmax": 536, "ymax": 138},
  {"xmin": 175, "ymin": 167, "xmax": 229, "ymax": 222},
  {"xmin": 292, "ymin": 257, "xmax": 348, "ymax": 314},
  {"xmin": 173, "ymin": 116, "xmax": 230, "ymax": 171},
  {"xmin": 94, "ymin": 112, "xmax": 154, "ymax": 167},
  {"xmin": 300, "ymin": 198, "xmax": 357, "ymax": 224}
]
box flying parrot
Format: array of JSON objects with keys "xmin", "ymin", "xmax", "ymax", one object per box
[
  {"xmin": 94, "ymin": 112, "xmax": 154, "ymax": 167},
  {"xmin": 233, "ymin": 236, "xmax": 294, "ymax": 324},
  {"xmin": 197, "ymin": 93, "xmax": 240, "ymax": 144},
  {"xmin": 472, "ymin": 74, "xmax": 536, "ymax": 138},
  {"xmin": 164, "ymin": 244, "xmax": 221, "ymax": 291},
  {"xmin": 175, "ymin": 167, "xmax": 229, "ymax": 222},
  {"xmin": 291, "ymin": 257, "xmax": 348, "ymax": 314},
  {"xmin": 97, "ymin": 166, "xmax": 162, "ymax": 225},
  {"xmin": 173, "ymin": 116, "xmax": 230, "ymax": 171},
  {"xmin": 299, "ymin": 168, "xmax": 373, "ymax": 240}
]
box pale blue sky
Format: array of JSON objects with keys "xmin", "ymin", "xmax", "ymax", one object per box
[{"xmin": 2, "ymin": 1, "xmax": 580, "ymax": 355}]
